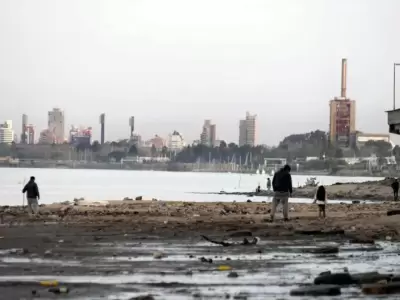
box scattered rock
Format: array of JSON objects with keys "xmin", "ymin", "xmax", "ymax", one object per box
[
  {"xmin": 229, "ymin": 231, "xmax": 252, "ymax": 238},
  {"xmin": 199, "ymin": 257, "xmax": 213, "ymax": 263},
  {"xmin": 362, "ymin": 282, "xmax": 400, "ymax": 295},
  {"xmin": 290, "ymin": 285, "xmax": 341, "ymax": 296},
  {"xmin": 314, "ymin": 272, "xmax": 354, "ymax": 285},
  {"xmin": 123, "ymin": 197, "xmax": 133, "ymax": 201},
  {"xmin": 228, "ymin": 271, "xmax": 239, "ymax": 278},
  {"xmin": 129, "ymin": 296, "xmax": 155, "ymax": 300},
  {"xmin": 153, "ymin": 251, "xmax": 167, "ymax": 259},
  {"xmin": 246, "ymin": 200, "xmax": 252, "ymax": 203},
  {"xmin": 135, "ymin": 196, "xmax": 143, "ymax": 201},
  {"xmin": 309, "ymin": 246, "xmax": 339, "ymax": 255},
  {"xmin": 352, "ymin": 272, "xmax": 392, "ymax": 284},
  {"xmin": 387, "ymin": 210, "xmax": 400, "ymax": 216},
  {"xmin": 352, "ymin": 200, "xmax": 360, "ymax": 204}
]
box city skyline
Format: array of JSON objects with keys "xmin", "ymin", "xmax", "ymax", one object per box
[{"xmin": 1, "ymin": 0, "xmax": 399, "ymax": 145}]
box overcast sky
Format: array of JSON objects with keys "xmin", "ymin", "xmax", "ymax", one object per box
[{"xmin": 1, "ymin": 0, "xmax": 400, "ymax": 145}]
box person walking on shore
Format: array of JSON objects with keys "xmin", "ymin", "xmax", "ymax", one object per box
[
  {"xmin": 313, "ymin": 185, "xmax": 327, "ymax": 218},
  {"xmin": 22, "ymin": 176, "xmax": 40, "ymax": 215},
  {"xmin": 266, "ymin": 178, "xmax": 272, "ymax": 191},
  {"xmin": 270, "ymin": 165, "xmax": 292, "ymax": 222},
  {"xmin": 391, "ymin": 178, "xmax": 399, "ymax": 201}
]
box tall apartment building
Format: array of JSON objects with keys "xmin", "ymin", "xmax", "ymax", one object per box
[
  {"xmin": 168, "ymin": 131, "xmax": 186, "ymax": 152},
  {"xmin": 238, "ymin": 112, "xmax": 257, "ymax": 146},
  {"xmin": 0, "ymin": 120, "xmax": 14, "ymax": 144},
  {"xmin": 200, "ymin": 120, "xmax": 216, "ymax": 147},
  {"xmin": 21, "ymin": 114, "xmax": 28, "ymax": 144},
  {"xmin": 329, "ymin": 59, "xmax": 356, "ymax": 147},
  {"xmin": 48, "ymin": 108, "xmax": 65, "ymax": 144}
]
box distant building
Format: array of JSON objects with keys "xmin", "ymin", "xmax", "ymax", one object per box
[
  {"xmin": 48, "ymin": 108, "xmax": 65, "ymax": 144},
  {"xmin": 168, "ymin": 131, "xmax": 186, "ymax": 151},
  {"xmin": 21, "ymin": 114, "xmax": 28, "ymax": 144},
  {"xmin": 328, "ymin": 59, "xmax": 356, "ymax": 147},
  {"xmin": 356, "ymin": 132, "xmax": 391, "ymax": 147},
  {"xmin": 69, "ymin": 126, "xmax": 92, "ymax": 147},
  {"xmin": 25, "ymin": 124, "xmax": 35, "ymax": 144},
  {"xmin": 238, "ymin": 112, "xmax": 257, "ymax": 146},
  {"xmin": 145, "ymin": 135, "xmax": 165, "ymax": 151},
  {"xmin": 99, "ymin": 113, "xmax": 105, "ymax": 145},
  {"xmin": 130, "ymin": 133, "xmax": 142, "ymax": 146},
  {"xmin": 200, "ymin": 120, "xmax": 216, "ymax": 147},
  {"xmin": 39, "ymin": 129, "xmax": 54, "ymax": 144},
  {"xmin": 0, "ymin": 120, "xmax": 14, "ymax": 144}
]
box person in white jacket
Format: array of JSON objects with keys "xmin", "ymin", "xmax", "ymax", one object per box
[{"xmin": 313, "ymin": 185, "xmax": 327, "ymax": 218}]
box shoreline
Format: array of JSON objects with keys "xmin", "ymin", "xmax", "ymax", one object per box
[{"xmin": 210, "ymin": 177, "xmax": 396, "ymax": 201}]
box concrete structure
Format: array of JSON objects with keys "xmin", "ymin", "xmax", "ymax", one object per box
[
  {"xmin": 39, "ymin": 129, "xmax": 54, "ymax": 144},
  {"xmin": 239, "ymin": 112, "xmax": 257, "ymax": 146},
  {"xmin": 129, "ymin": 116, "xmax": 135, "ymax": 139},
  {"xmin": 69, "ymin": 126, "xmax": 92, "ymax": 147},
  {"xmin": 356, "ymin": 133, "xmax": 390, "ymax": 146},
  {"xmin": 48, "ymin": 108, "xmax": 65, "ymax": 144},
  {"xmin": 168, "ymin": 131, "xmax": 186, "ymax": 152},
  {"xmin": 25, "ymin": 124, "xmax": 35, "ymax": 144},
  {"xmin": 0, "ymin": 120, "xmax": 14, "ymax": 144},
  {"xmin": 200, "ymin": 120, "xmax": 216, "ymax": 147},
  {"xmin": 21, "ymin": 114, "xmax": 28, "ymax": 144},
  {"xmin": 329, "ymin": 59, "xmax": 356, "ymax": 147},
  {"xmin": 99, "ymin": 113, "xmax": 105, "ymax": 145}
]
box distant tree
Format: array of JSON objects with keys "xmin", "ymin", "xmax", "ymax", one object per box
[
  {"xmin": 161, "ymin": 146, "xmax": 168, "ymax": 156},
  {"xmin": 108, "ymin": 151, "xmax": 126, "ymax": 162},
  {"xmin": 91, "ymin": 140, "xmax": 101, "ymax": 152},
  {"xmin": 128, "ymin": 145, "xmax": 138, "ymax": 156},
  {"xmin": 151, "ymin": 144, "xmax": 157, "ymax": 157}
]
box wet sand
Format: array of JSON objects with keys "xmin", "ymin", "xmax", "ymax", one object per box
[{"xmin": 2, "ymin": 201, "xmax": 400, "ymax": 299}]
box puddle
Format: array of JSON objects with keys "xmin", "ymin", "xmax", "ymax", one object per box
[{"xmin": 0, "ymin": 239, "xmax": 399, "ymax": 299}]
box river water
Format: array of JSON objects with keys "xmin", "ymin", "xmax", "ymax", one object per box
[{"xmin": 0, "ymin": 168, "xmax": 382, "ymax": 205}]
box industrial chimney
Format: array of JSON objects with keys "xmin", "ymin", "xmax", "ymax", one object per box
[{"xmin": 341, "ymin": 58, "xmax": 347, "ymax": 98}]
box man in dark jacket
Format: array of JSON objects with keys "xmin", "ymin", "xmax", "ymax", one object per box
[
  {"xmin": 22, "ymin": 176, "xmax": 40, "ymax": 215},
  {"xmin": 391, "ymin": 178, "xmax": 399, "ymax": 201},
  {"xmin": 270, "ymin": 164, "xmax": 292, "ymax": 221}
]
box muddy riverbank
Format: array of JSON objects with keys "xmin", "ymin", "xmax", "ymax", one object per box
[
  {"xmin": 2, "ymin": 201, "xmax": 400, "ymax": 298},
  {"xmin": 212, "ymin": 177, "xmax": 396, "ymax": 201}
]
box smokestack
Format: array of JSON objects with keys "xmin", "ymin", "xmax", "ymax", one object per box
[{"xmin": 341, "ymin": 58, "xmax": 347, "ymax": 98}]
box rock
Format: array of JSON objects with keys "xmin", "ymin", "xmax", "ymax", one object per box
[
  {"xmin": 129, "ymin": 296, "xmax": 155, "ymax": 300},
  {"xmin": 295, "ymin": 229, "xmax": 344, "ymax": 236},
  {"xmin": 352, "ymin": 272, "xmax": 392, "ymax": 284},
  {"xmin": 228, "ymin": 271, "xmax": 239, "ymax": 278},
  {"xmin": 352, "ymin": 200, "xmax": 360, "ymax": 204},
  {"xmin": 152, "ymin": 198, "xmax": 158, "ymax": 201},
  {"xmin": 387, "ymin": 210, "xmax": 400, "ymax": 216},
  {"xmin": 362, "ymin": 282, "xmax": 400, "ymax": 295},
  {"xmin": 314, "ymin": 272, "xmax": 354, "ymax": 285},
  {"xmin": 153, "ymin": 251, "xmax": 167, "ymax": 259},
  {"xmin": 348, "ymin": 234, "xmax": 375, "ymax": 244},
  {"xmin": 199, "ymin": 257, "xmax": 213, "ymax": 263},
  {"xmin": 246, "ymin": 199, "xmax": 252, "ymax": 203},
  {"xmin": 309, "ymin": 246, "xmax": 339, "ymax": 255},
  {"xmin": 123, "ymin": 197, "xmax": 133, "ymax": 201},
  {"xmin": 135, "ymin": 196, "xmax": 143, "ymax": 201},
  {"xmin": 319, "ymin": 271, "xmax": 332, "ymax": 276},
  {"xmin": 229, "ymin": 231, "xmax": 252, "ymax": 238},
  {"xmin": 290, "ymin": 285, "xmax": 341, "ymax": 296}
]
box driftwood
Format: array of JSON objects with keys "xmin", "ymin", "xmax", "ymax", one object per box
[{"xmin": 201, "ymin": 235, "xmax": 260, "ymax": 247}]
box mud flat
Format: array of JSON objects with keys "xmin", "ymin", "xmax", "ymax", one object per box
[
  {"xmin": 214, "ymin": 178, "xmax": 395, "ymax": 201},
  {"xmin": 2, "ymin": 201, "xmax": 400, "ymax": 299}
]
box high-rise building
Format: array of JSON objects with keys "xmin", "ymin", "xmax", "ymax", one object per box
[
  {"xmin": 69, "ymin": 126, "xmax": 92, "ymax": 147},
  {"xmin": 21, "ymin": 114, "xmax": 28, "ymax": 144},
  {"xmin": 0, "ymin": 120, "xmax": 14, "ymax": 144},
  {"xmin": 329, "ymin": 59, "xmax": 356, "ymax": 147},
  {"xmin": 25, "ymin": 124, "xmax": 35, "ymax": 144},
  {"xmin": 200, "ymin": 120, "xmax": 216, "ymax": 147},
  {"xmin": 129, "ymin": 116, "xmax": 135, "ymax": 138},
  {"xmin": 168, "ymin": 131, "xmax": 186, "ymax": 152},
  {"xmin": 238, "ymin": 112, "xmax": 257, "ymax": 146},
  {"xmin": 99, "ymin": 113, "xmax": 105, "ymax": 145},
  {"xmin": 48, "ymin": 108, "xmax": 65, "ymax": 144}
]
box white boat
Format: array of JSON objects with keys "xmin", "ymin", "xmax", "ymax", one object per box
[
  {"xmin": 261, "ymin": 169, "xmax": 266, "ymax": 175},
  {"xmin": 270, "ymin": 170, "xmax": 275, "ymax": 176},
  {"xmin": 256, "ymin": 169, "xmax": 260, "ymax": 175}
]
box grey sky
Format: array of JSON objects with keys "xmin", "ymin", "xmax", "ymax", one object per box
[{"xmin": 0, "ymin": 0, "xmax": 399, "ymax": 145}]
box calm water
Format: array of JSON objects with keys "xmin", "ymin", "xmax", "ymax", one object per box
[{"xmin": 0, "ymin": 168, "xmax": 382, "ymax": 206}]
